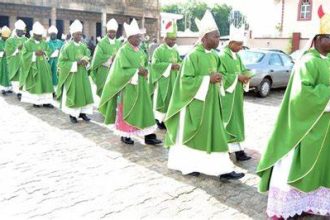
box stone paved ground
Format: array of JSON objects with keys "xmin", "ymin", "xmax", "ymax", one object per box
[{"xmin": 0, "ymin": 89, "xmax": 328, "ymax": 220}]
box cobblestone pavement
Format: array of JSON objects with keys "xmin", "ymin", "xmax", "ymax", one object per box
[{"xmin": 0, "ymin": 89, "xmax": 327, "ymax": 220}]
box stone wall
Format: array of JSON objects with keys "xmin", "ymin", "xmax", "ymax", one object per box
[
  {"xmin": 0, "ymin": 0, "xmax": 159, "ymax": 38},
  {"xmin": 0, "ymin": 4, "xmax": 51, "ymax": 29},
  {"xmin": 0, "ymin": 0, "xmax": 159, "ymax": 17}
]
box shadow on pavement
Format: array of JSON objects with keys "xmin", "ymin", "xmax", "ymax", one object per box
[
  {"xmin": 244, "ymin": 88, "xmax": 285, "ymax": 107},
  {"xmin": 3, "ymin": 94, "xmax": 268, "ymax": 219}
]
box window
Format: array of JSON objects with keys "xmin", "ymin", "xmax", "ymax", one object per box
[
  {"xmin": 280, "ymin": 54, "xmax": 294, "ymax": 67},
  {"xmin": 117, "ymin": 24, "xmax": 123, "ymax": 38},
  {"xmin": 0, "ymin": 16, "xmax": 9, "ymax": 27},
  {"xmin": 96, "ymin": 22, "xmax": 102, "ymax": 38},
  {"xmin": 298, "ymin": 0, "xmax": 312, "ymax": 21},
  {"xmin": 56, "ymin": 20, "xmax": 64, "ymax": 39},
  {"xmin": 239, "ymin": 51, "xmax": 265, "ymax": 65},
  {"xmin": 269, "ymin": 54, "xmax": 283, "ymax": 66}
]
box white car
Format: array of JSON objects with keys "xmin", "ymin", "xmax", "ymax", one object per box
[{"xmin": 290, "ymin": 49, "xmax": 304, "ymax": 62}]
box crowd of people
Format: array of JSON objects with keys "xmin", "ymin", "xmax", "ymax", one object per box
[{"xmin": 0, "ymin": 7, "xmax": 329, "ymax": 219}]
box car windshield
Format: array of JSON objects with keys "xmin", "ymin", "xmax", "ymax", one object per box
[{"xmin": 239, "ymin": 51, "xmax": 265, "ymax": 65}]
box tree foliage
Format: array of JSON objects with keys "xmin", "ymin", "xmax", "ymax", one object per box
[{"xmin": 162, "ymin": 2, "xmax": 244, "ymax": 36}]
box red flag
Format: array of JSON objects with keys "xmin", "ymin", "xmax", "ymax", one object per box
[
  {"xmin": 165, "ymin": 21, "xmax": 173, "ymax": 30},
  {"xmin": 318, "ymin": 5, "xmax": 325, "ymax": 18}
]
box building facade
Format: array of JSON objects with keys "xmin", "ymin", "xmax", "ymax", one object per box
[
  {"xmin": 0, "ymin": 0, "xmax": 160, "ymax": 39},
  {"xmin": 280, "ymin": 0, "xmax": 324, "ymax": 38},
  {"xmin": 247, "ymin": 0, "xmax": 326, "ymax": 52}
]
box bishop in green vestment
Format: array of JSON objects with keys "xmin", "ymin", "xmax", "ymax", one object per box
[
  {"xmin": 5, "ymin": 19, "xmax": 27, "ymax": 99},
  {"xmin": 98, "ymin": 19, "xmax": 162, "ymax": 146},
  {"xmin": 165, "ymin": 10, "xmax": 244, "ymax": 179},
  {"xmin": 56, "ymin": 20, "xmax": 94, "ymax": 123},
  {"xmin": 150, "ymin": 22, "xmax": 181, "ymax": 129},
  {"xmin": 218, "ymin": 25, "xmax": 252, "ymax": 161},
  {"xmin": 257, "ymin": 9, "xmax": 330, "ymax": 218},
  {"xmin": 0, "ymin": 26, "xmax": 12, "ymax": 95},
  {"xmin": 47, "ymin": 25, "xmax": 64, "ymax": 87},
  {"xmin": 90, "ymin": 18, "xmax": 121, "ymax": 97},
  {"xmin": 20, "ymin": 22, "xmax": 54, "ymax": 107}
]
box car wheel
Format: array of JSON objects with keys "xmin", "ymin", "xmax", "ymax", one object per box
[{"xmin": 257, "ymin": 78, "xmax": 271, "ymax": 97}]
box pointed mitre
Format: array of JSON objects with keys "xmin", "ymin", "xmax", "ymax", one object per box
[
  {"xmin": 124, "ymin": 19, "xmax": 141, "ymax": 38},
  {"xmin": 195, "ymin": 10, "xmax": 219, "ymax": 38}
]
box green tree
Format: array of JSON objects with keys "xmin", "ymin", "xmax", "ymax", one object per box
[
  {"xmin": 162, "ymin": 2, "xmax": 243, "ymax": 36},
  {"xmin": 186, "ymin": 2, "xmax": 208, "ymax": 31},
  {"xmin": 212, "ymin": 4, "xmax": 232, "ymax": 36}
]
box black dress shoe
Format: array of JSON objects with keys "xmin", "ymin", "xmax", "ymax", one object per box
[
  {"xmin": 235, "ymin": 150, "xmax": 252, "ymax": 161},
  {"xmin": 145, "ymin": 138, "xmax": 162, "ymax": 145},
  {"xmin": 1, "ymin": 90, "xmax": 7, "ymax": 96},
  {"xmin": 33, "ymin": 104, "xmax": 41, "ymax": 108},
  {"xmin": 188, "ymin": 172, "xmax": 200, "ymax": 177},
  {"xmin": 6, "ymin": 90, "xmax": 13, "ymax": 94},
  {"xmin": 79, "ymin": 113, "xmax": 91, "ymax": 122},
  {"xmin": 43, "ymin": 104, "xmax": 54, "ymax": 108},
  {"xmin": 219, "ymin": 171, "xmax": 245, "ymax": 180},
  {"xmin": 69, "ymin": 115, "xmax": 78, "ymax": 123},
  {"xmin": 144, "ymin": 134, "xmax": 162, "ymax": 145},
  {"xmin": 156, "ymin": 120, "xmax": 166, "ymax": 130},
  {"xmin": 121, "ymin": 137, "xmax": 134, "ymax": 145},
  {"xmin": 17, "ymin": 93, "xmax": 22, "ymax": 101}
]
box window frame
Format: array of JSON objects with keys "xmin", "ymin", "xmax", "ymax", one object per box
[
  {"xmin": 279, "ymin": 54, "xmax": 294, "ymax": 67},
  {"xmin": 268, "ymin": 53, "xmax": 284, "ymax": 67},
  {"xmin": 297, "ymin": 0, "xmax": 313, "ymax": 21}
]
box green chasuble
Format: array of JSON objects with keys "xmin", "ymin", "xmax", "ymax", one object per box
[
  {"xmin": 90, "ymin": 36, "xmax": 121, "ymax": 97},
  {"xmin": 150, "ymin": 43, "xmax": 181, "ymax": 115},
  {"xmin": 164, "ymin": 44, "xmax": 228, "ymax": 153},
  {"xmin": 219, "ymin": 46, "xmax": 249, "ymax": 143},
  {"xmin": 257, "ymin": 49, "xmax": 330, "ymax": 193},
  {"xmin": 47, "ymin": 39, "xmax": 64, "ymax": 86},
  {"xmin": 98, "ymin": 42, "xmax": 155, "ymax": 129},
  {"xmin": 0, "ymin": 38, "xmax": 11, "ymax": 88},
  {"xmin": 4, "ymin": 35, "xmax": 27, "ymax": 82},
  {"xmin": 20, "ymin": 38, "xmax": 54, "ymax": 95},
  {"xmin": 56, "ymin": 41, "xmax": 94, "ymax": 108}
]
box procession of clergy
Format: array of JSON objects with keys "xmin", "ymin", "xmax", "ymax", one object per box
[{"xmin": 0, "ymin": 6, "xmax": 330, "ymax": 219}]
